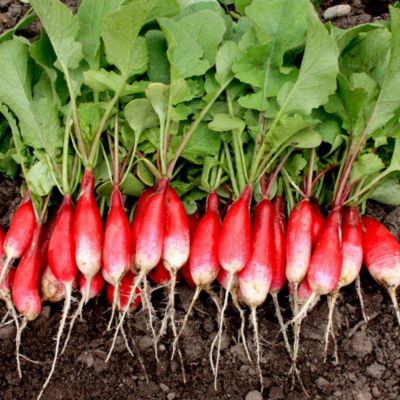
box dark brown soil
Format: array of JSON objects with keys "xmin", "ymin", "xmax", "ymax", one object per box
[{"xmin": 0, "ymin": 176, "xmax": 399, "ymax": 400}]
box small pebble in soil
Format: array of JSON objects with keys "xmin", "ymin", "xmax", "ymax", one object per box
[
  {"xmin": 167, "ymin": 393, "xmax": 176, "ymax": 400},
  {"xmin": 160, "ymin": 383, "xmax": 169, "ymax": 393},
  {"xmin": 323, "ymin": 4, "xmax": 351, "ymax": 20},
  {"xmin": 351, "ymin": 331, "xmax": 373, "ymax": 357},
  {"xmin": 366, "ymin": 362, "xmax": 385, "ymax": 379},
  {"xmin": 245, "ymin": 390, "xmax": 263, "ymax": 400},
  {"xmin": 354, "ymin": 390, "xmax": 372, "ymax": 400},
  {"xmin": 372, "ymin": 386, "xmax": 381, "ymax": 398}
]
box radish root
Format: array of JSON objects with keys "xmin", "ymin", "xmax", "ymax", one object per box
[
  {"xmin": 324, "ymin": 289, "xmax": 339, "ymax": 363},
  {"xmin": 15, "ymin": 317, "xmax": 26, "ymax": 379},
  {"xmin": 213, "ymin": 271, "xmax": 233, "ymax": 390},
  {"xmin": 84, "ymin": 276, "xmax": 92, "ymax": 305},
  {"xmin": 387, "ymin": 286, "xmax": 400, "ymax": 327},
  {"xmin": 107, "ymin": 282, "xmax": 120, "ymax": 331},
  {"xmin": 141, "ymin": 276, "xmax": 158, "ymax": 361},
  {"xmin": 172, "ymin": 285, "xmax": 202, "ymax": 360},
  {"xmin": 356, "ymin": 276, "xmax": 369, "ymax": 322},
  {"xmin": 38, "ymin": 282, "xmax": 73, "ymax": 400},
  {"xmin": 0, "ymin": 257, "xmax": 12, "ymax": 286},
  {"xmin": 61, "ymin": 295, "xmax": 85, "ymax": 355},
  {"xmin": 272, "ymin": 292, "xmax": 292, "ymax": 358},
  {"xmin": 250, "ymin": 307, "xmax": 263, "ymax": 390},
  {"xmin": 106, "ymin": 269, "xmax": 145, "ymax": 362}
]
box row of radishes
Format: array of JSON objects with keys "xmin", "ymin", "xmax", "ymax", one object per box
[{"xmin": 1, "ymin": 170, "xmax": 399, "ymax": 396}]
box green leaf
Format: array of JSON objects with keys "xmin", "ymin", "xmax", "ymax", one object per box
[
  {"xmin": 285, "ymin": 154, "xmax": 307, "ymax": 176},
  {"xmin": 145, "ymin": 30, "xmax": 170, "ymax": 84},
  {"xmin": 102, "ymin": 0, "xmax": 155, "ymax": 76},
  {"xmin": 170, "ymin": 79, "xmax": 195, "ymax": 105},
  {"xmin": 145, "ymin": 83, "xmax": 169, "ymax": 126},
  {"xmin": 26, "ymin": 159, "xmax": 54, "ymax": 196},
  {"xmin": 369, "ymin": 176, "xmax": 400, "ymax": 205},
  {"xmin": 77, "ymin": 0, "xmax": 124, "ymax": 69},
  {"xmin": 30, "ymin": 0, "xmax": 83, "ymax": 70},
  {"xmin": 83, "ymin": 69, "xmax": 124, "ymax": 92},
  {"xmin": 289, "ymin": 129, "xmax": 322, "ymax": 148},
  {"xmin": 208, "ymin": 113, "xmax": 245, "ymax": 132},
  {"xmin": 124, "ymin": 99, "xmax": 158, "ymax": 136},
  {"xmin": 159, "ymin": 9, "xmax": 226, "ymax": 79},
  {"xmin": 351, "ymin": 153, "xmax": 385, "ymax": 181},
  {"xmin": 276, "ymin": 2, "xmax": 339, "ymax": 115},
  {"xmin": 368, "ymin": 7, "xmax": 400, "ymax": 134},
  {"xmin": 215, "ymin": 41, "xmax": 239, "ymax": 86},
  {"xmin": 389, "ymin": 138, "xmax": 400, "ymax": 171},
  {"xmin": 0, "ymin": 41, "xmax": 62, "ymax": 153},
  {"xmin": 97, "ymin": 174, "xmax": 145, "ymax": 197}
]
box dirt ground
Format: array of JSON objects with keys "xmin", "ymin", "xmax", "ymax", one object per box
[{"xmin": 1, "ymin": 1, "xmax": 400, "ymax": 399}]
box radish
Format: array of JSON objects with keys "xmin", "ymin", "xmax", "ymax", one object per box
[
  {"xmin": 106, "ymin": 271, "xmax": 141, "ymax": 312},
  {"xmin": 362, "ymin": 216, "xmax": 400, "ymax": 326},
  {"xmin": 148, "ymin": 261, "xmax": 172, "ymax": 285},
  {"xmin": 102, "ymin": 185, "xmax": 131, "ymax": 329},
  {"xmin": 108, "ymin": 179, "xmax": 167, "ymax": 362},
  {"xmin": 74, "ymin": 169, "xmax": 103, "ymax": 303},
  {"xmin": 61, "ymin": 272, "xmax": 105, "ymax": 354},
  {"xmin": 172, "ymin": 192, "xmax": 221, "ymax": 358},
  {"xmin": 12, "ymin": 223, "xmax": 42, "ymax": 378},
  {"xmin": 180, "ymin": 211, "xmax": 201, "ymax": 288},
  {"xmin": 213, "ymin": 185, "xmax": 252, "ymax": 388},
  {"xmin": 238, "ymin": 198, "xmax": 274, "ymax": 389},
  {"xmin": 311, "ymin": 200, "xmax": 325, "ymax": 247},
  {"xmin": 270, "ymin": 195, "xmax": 292, "ymax": 357},
  {"xmin": 38, "ymin": 195, "xmax": 77, "ymax": 399},
  {"xmin": 0, "ymin": 191, "xmax": 36, "ymax": 285},
  {"xmin": 324, "ymin": 206, "xmax": 363, "ymax": 362},
  {"xmin": 41, "ymin": 266, "xmax": 66, "ymax": 303}
]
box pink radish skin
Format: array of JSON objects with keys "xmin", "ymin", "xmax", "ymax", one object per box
[
  {"xmin": 295, "ymin": 279, "xmax": 314, "ymax": 307},
  {"xmin": 311, "ymin": 201, "xmax": 325, "ymax": 247},
  {"xmin": 339, "ymin": 207, "xmax": 362, "ymax": 288},
  {"xmin": 79, "ymin": 272, "xmax": 105, "ymax": 300},
  {"xmin": 307, "ymin": 208, "xmax": 343, "ymax": 295},
  {"xmin": 12, "ymin": 225, "xmax": 42, "ymax": 321},
  {"xmin": 217, "ymin": 268, "xmax": 239, "ymax": 291},
  {"xmin": 74, "ymin": 170, "xmax": 102, "ymax": 283},
  {"xmin": 362, "ymin": 216, "xmax": 400, "ymax": 289},
  {"xmin": 102, "ymin": 186, "xmax": 131, "ymax": 285},
  {"xmin": 190, "ymin": 192, "xmax": 221, "ymax": 286},
  {"xmin": 106, "ymin": 272, "xmax": 141, "ymax": 311},
  {"xmin": 238, "ymin": 199, "xmax": 274, "ymax": 307},
  {"xmin": 135, "ymin": 179, "xmax": 167, "ymax": 272},
  {"xmin": 131, "ymin": 188, "xmax": 154, "ymax": 269},
  {"xmin": 48, "ymin": 196, "xmax": 77, "ymax": 284},
  {"xmin": 163, "ymin": 186, "xmax": 190, "ymax": 271},
  {"xmin": 148, "ymin": 262, "xmax": 172, "ymax": 285},
  {"xmin": 41, "ymin": 266, "xmax": 66, "ymax": 303},
  {"xmin": 286, "ymin": 199, "xmax": 314, "ymax": 284},
  {"xmin": 181, "ymin": 211, "xmax": 201, "ymax": 288},
  {"xmin": 218, "ymin": 185, "xmax": 252, "ymax": 274},
  {"xmin": 270, "ymin": 196, "xmax": 286, "ymax": 294}
]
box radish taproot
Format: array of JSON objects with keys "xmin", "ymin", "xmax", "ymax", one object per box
[
  {"xmin": 238, "ymin": 198, "xmax": 274, "ymax": 389},
  {"xmin": 362, "ymin": 216, "xmax": 400, "ymax": 325}
]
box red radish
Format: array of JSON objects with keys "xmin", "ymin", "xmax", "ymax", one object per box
[
  {"xmin": 39, "ymin": 195, "xmax": 77, "ymax": 400},
  {"xmin": 324, "ymin": 206, "xmax": 363, "ymax": 362},
  {"xmin": 61, "ymin": 272, "xmax": 105, "ymax": 355},
  {"xmin": 102, "ymin": 185, "xmax": 131, "ymax": 329},
  {"xmin": 213, "ymin": 185, "xmax": 252, "ymax": 388},
  {"xmin": 172, "ymin": 192, "xmax": 221, "ymax": 358},
  {"xmin": 0, "ymin": 192, "xmax": 36, "ymax": 285},
  {"xmin": 74, "ymin": 170, "xmax": 103, "ymax": 302},
  {"xmin": 41, "ymin": 266, "xmax": 66, "ymax": 303},
  {"xmin": 106, "ymin": 272, "xmax": 141, "ymax": 312},
  {"xmin": 131, "ymin": 187, "xmax": 154, "ymax": 271},
  {"xmin": 362, "ymin": 216, "xmax": 400, "ymax": 325},
  {"xmin": 148, "ymin": 261, "xmax": 172, "ymax": 285},
  {"xmin": 311, "ymin": 200, "xmax": 325, "ymax": 247},
  {"xmin": 180, "ymin": 211, "xmax": 201, "ymax": 288},
  {"xmin": 238, "ymin": 199, "xmax": 274, "ymax": 389},
  {"xmin": 108, "ymin": 179, "xmax": 167, "ymax": 362},
  {"xmin": 12, "ymin": 223, "xmax": 42, "ymax": 378}
]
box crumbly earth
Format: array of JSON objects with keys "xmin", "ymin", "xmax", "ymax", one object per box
[{"xmin": 0, "ymin": 1, "xmax": 399, "ymax": 399}]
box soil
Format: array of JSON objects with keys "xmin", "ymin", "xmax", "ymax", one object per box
[{"xmin": 1, "ymin": 1, "xmax": 400, "ymax": 399}]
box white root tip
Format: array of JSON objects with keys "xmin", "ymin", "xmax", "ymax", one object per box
[{"xmin": 271, "ymin": 293, "xmax": 293, "ymax": 359}]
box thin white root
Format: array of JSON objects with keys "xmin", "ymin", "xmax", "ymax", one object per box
[
  {"xmin": 387, "ymin": 287, "xmax": 400, "ymax": 327},
  {"xmin": 84, "ymin": 276, "xmax": 92, "ymax": 305},
  {"xmin": 61, "ymin": 296, "xmax": 85, "ymax": 355},
  {"xmin": 1, "ymin": 309, "xmax": 10, "ymax": 324},
  {"xmin": 15, "ymin": 317, "xmax": 27, "ymax": 379},
  {"xmin": 107, "ymin": 282, "xmax": 120, "ymax": 331},
  {"xmin": 289, "ymin": 292, "xmax": 318, "ymax": 326},
  {"xmin": 213, "ymin": 272, "xmax": 233, "ymax": 390},
  {"xmin": 106, "ymin": 270, "xmax": 145, "ymax": 363},
  {"xmin": 356, "ymin": 276, "xmax": 369, "ymax": 322},
  {"xmin": 232, "ymin": 291, "xmax": 252, "ymax": 364},
  {"xmin": 0, "ymin": 257, "xmax": 12, "ymax": 286},
  {"xmin": 172, "ymin": 285, "xmax": 202, "ymax": 360},
  {"xmin": 142, "ymin": 276, "xmax": 158, "ymax": 361},
  {"xmin": 250, "ymin": 307, "xmax": 263, "ymax": 391},
  {"xmin": 209, "ymin": 327, "xmax": 219, "ymax": 376},
  {"xmin": 125, "ymin": 323, "xmax": 149, "ymax": 383},
  {"xmin": 37, "ymin": 282, "xmax": 73, "ymax": 400},
  {"xmin": 324, "ymin": 290, "xmax": 339, "ymax": 363},
  {"xmin": 204, "ymin": 287, "xmax": 222, "ymax": 314},
  {"xmin": 271, "ymin": 293, "xmax": 292, "ymax": 358}
]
